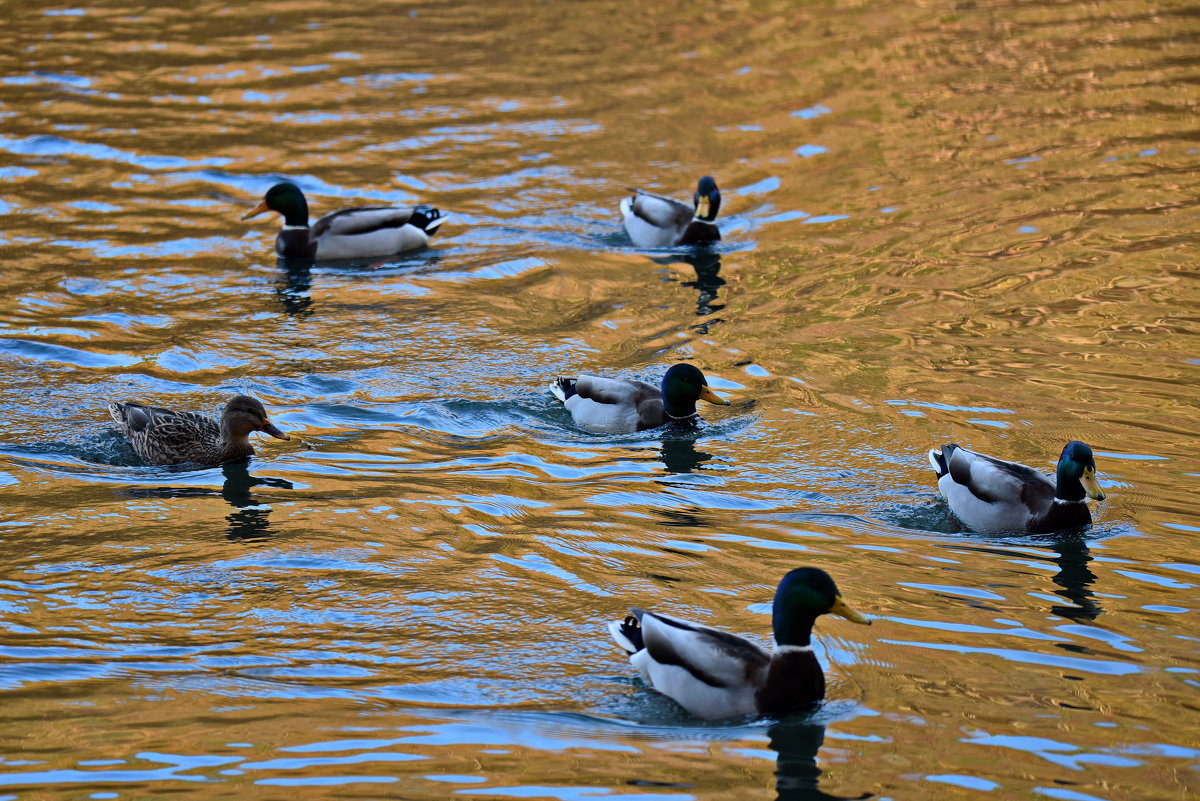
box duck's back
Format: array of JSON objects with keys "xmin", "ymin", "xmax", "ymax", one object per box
[
  {"xmin": 631, "ymin": 609, "xmax": 770, "ymax": 719},
  {"xmin": 108, "ymin": 402, "xmax": 222, "ymax": 465},
  {"xmin": 933, "ymin": 444, "xmax": 1056, "ymax": 532},
  {"xmin": 563, "ymin": 375, "xmax": 664, "ymax": 433},
  {"xmin": 621, "ymin": 191, "xmax": 693, "ymax": 248},
  {"xmin": 309, "ymin": 206, "xmax": 438, "ymax": 260}
]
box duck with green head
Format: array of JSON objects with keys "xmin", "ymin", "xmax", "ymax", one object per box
[
  {"xmin": 620, "ymin": 176, "xmax": 721, "ymax": 248},
  {"xmin": 609, "ymin": 567, "xmax": 871, "ymax": 720},
  {"xmin": 550, "ymin": 363, "xmax": 730, "ymax": 434},
  {"xmin": 928, "ymin": 440, "xmax": 1106, "ymax": 533},
  {"xmin": 242, "ymin": 181, "xmax": 444, "ymax": 260}
]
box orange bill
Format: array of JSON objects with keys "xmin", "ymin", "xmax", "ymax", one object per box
[{"xmin": 241, "ymin": 200, "xmax": 270, "ymax": 221}]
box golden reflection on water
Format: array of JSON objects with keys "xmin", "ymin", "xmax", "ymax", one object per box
[{"xmin": 0, "ymin": 0, "xmax": 1198, "ymax": 799}]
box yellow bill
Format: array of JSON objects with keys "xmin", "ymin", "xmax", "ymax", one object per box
[
  {"xmin": 698, "ymin": 385, "xmax": 730, "ymax": 406},
  {"xmin": 1081, "ymin": 467, "xmax": 1105, "ymax": 501},
  {"xmin": 830, "ymin": 595, "xmax": 871, "ymax": 625}
]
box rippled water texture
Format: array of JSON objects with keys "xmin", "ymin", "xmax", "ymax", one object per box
[{"xmin": 1, "ymin": 0, "xmax": 1198, "ymax": 798}]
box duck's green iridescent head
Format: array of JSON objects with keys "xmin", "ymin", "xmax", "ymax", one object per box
[
  {"xmin": 693, "ymin": 176, "xmax": 721, "ymax": 222},
  {"xmin": 660, "ymin": 363, "xmax": 729, "ymax": 418},
  {"xmin": 1056, "ymin": 440, "xmax": 1105, "ymax": 502},
  {"xmin": 773, "ymin": 567, "xmax": 870, "ymax": 647},
  {"xmin": 241, "ymin": 182, "xmax": 310, "ymax": 227}
]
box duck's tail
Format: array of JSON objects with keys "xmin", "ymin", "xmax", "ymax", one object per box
[
  {"xmin": 607, "ymin": 611, "xmax": 645, "ymax": 656},
  {"xmin": 619, "ymin": 195, "xmax": 634, "ymax": 219},
  {"xmin": 411, "ymin": 205, "xmax": 445, "ymax": 236},
  {"xmin": 549, "ymin": 376, "xmax": 576, "ymax": 403},
  {"xmin": 927, "ymin": 443, "xmax": 957, "ymax": 478}
]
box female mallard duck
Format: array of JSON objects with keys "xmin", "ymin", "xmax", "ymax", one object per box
[
  {"xmin": 108, "ymin": 394, "xmax": 290, "ymax": 466},
  {"xmin": 620, "ymin": 176, "xmax": 721, "ymax": 248},
  {"xmin": 241, "ymin": 182, "xmax": 444, "ymax": 260},
  {"xmin": 550, "ymin": 363, "xmax": 730, "ymax": 434},
  {"xmin": 608, "ymin": 567, "xmax": 871, "ymax": 720},
  {"xmin": 928, "ymin": 440, "xmax": 1106, "ymax": 533}
]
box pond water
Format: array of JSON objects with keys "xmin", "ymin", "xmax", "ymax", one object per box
[{"xmin": 0, "ymin": 0, "xmax": 1197, "ymax": 799}]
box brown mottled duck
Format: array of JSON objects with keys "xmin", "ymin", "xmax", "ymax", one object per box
[{"xmin": 108, "ymin": 394, "xmax": 289, "ymax": 466}]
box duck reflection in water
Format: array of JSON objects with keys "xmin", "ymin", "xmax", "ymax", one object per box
[
  {"xmin": 770, "ymin": 717, "xmax": 872, "ymax": 801},
  {"xmin": 221, "ymin": 459, "xmax": 293, "ymax": 541},
  {"xmin": 1048, "ymin": 534, "xmax": 1101, "ymax": 622},
  {"xmin": 275, "ymin": 256, "xmax": 314, "ymax": 317},
  {"xmin": 651, "ymin": 251, "xmax": 725, "ymax": 327},
  {"xmin": 659, "ymin": 432, "xmax": 713, "ymax": 474},
  {"xmin": 114, "ymin": 459, "xmax": 292, "ymax": 540},
  {"xmin": 274, "ymin": 252, "xmax": 445, "ymax": 317},
  {"xmin": 949, "ymin": 534, "xmax": 1102, "ymax": 621}
]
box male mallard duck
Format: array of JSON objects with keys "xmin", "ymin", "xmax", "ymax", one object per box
[
  {"xmin": 608, "ymin": 567, "xmax": 871, "ymax": 720},
  {"xmin": 241, "ymin": 182, "xmax": 444, "ymax": 260},
  {"xmin": 620, "ymin": 176, "xmax": 721, "ymax": 248},
  {"xmin": 928, "ymin": 440, "xmax": 1106, "ymax": 533},
  {"xmin": 108, "ymin": 394, "xmax": 290, "ymax": 466},
  {"xmin": 550, "ymin": 363, "xmax": 730, "ymax": 434}
]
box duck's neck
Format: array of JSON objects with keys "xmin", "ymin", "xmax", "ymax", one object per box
[
  {"xmin": 1032, "ymin": 500, "xmax": 1092, "ymax": 533},
  {"xmin": 774, "ymin": 613, "xmax": 818, "ymax": 648},
  {"xmin": 1054, "ymin": 473, "xmax": 1086, "ymax": 502},
  {"xmin": 757, "ymin": 648, "xmax": 825, "ymax": 715},
  {"xmin": 218, "ymin": 440, "xmax": 255, "ymax": 463},
  {"xmin": 281, "ymin": 200, "xmax": 309, "ymax": 227},
  {"xmin": 218, "ymin": 422, "xmax": 255, "ymax": 462},
  {"xmin": 661, "ymin": 384, "xmax": 698, "ymax": 420}
]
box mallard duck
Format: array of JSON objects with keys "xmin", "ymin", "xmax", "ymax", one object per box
[
  {"xmin": 550, "ymin": 363, "xmax": 730, "ymax": 434},
  {"xmin": 608, "ymin": 567, "xmax": 871, "ymax": 720},
  {"xmin": 620, "ymin": 176, "xmax": 721, "ymax": 248},
  {"xmin": 108, "ymin": 394, "xmax": 290, "ymax": 466},
  {"xmin": 928, "ymin": 440, "xmax": 1106, "ymax": 533},
  {"xmin": 241, "ymin": 182, "xmax": 444, "ymax": 260}
]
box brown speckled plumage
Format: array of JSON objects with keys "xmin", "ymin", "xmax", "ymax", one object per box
[{"xmin": 108, "ymin": 394, "xmax": 289, "ymax": 466}]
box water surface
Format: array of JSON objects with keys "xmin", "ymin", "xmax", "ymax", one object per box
[{"xmin": 1, "ymin": 1, "xmax": 1198, "ymax": 799}]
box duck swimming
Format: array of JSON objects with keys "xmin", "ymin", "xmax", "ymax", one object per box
[
  {"xmin": 928, "ymin": 440, "xmax": 1106, "ymax": 533},
  {"xmin": 620, "ymin": 176, "xmax": 721, "ymax": 248},
  {"xmin": 242, "ymin": 182, "xmax": 444, "ymax": 260},
  {"xmin": 608, "ymin": 567, "xmax": 871, "ymax": 720},
  {"xmin": 550, "ymin": 363, "xmax": 729, "ymax": 434},
  {"xmin": 108, "ymin": 394, "xmax": 290, "ymax": 466}
]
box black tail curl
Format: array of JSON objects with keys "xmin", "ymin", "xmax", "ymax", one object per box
[
  {"xmin": 410, "ymin": 205, "xmax": 443, "ymax": 234},
  {"xmin": 618, "ymin": 614, "xmax": 644, "ymax": 654},
  {"xmin": 555, "ymin": 376, "xmax": 578, "ymax": 401}
]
